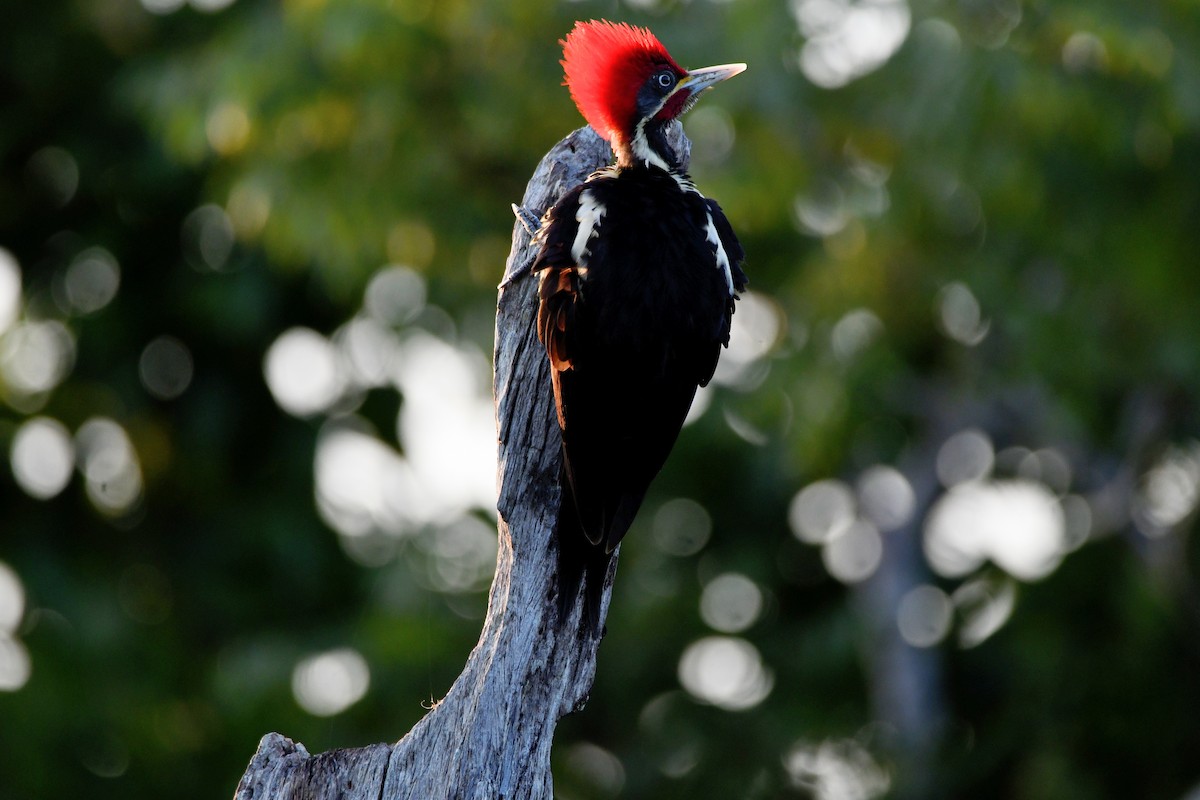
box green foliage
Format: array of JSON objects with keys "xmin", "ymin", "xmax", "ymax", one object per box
[{"xmin": 2, "ymin": 0, "xmax": 1199, "ymax": 798}]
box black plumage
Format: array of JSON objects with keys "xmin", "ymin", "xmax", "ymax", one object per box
[
  {"xmin": 532, "ymin": 20, "xmax": 747, "ymax": 634},
  {"xmin": 532, "ymin": 164, "xmax": 747, "ymax": 632}
]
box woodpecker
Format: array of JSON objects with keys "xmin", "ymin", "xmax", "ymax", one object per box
[{"xmin": 531, "ymin": 20, "xmax": 747, "ymax": 633}]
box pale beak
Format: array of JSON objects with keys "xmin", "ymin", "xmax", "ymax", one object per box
[{"xmin": 677, "ymin": 63, "xmax": 747, "ymax": 96}]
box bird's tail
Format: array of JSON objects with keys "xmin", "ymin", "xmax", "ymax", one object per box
[{"xmin": 555, "ymin": 486, "xmax": 614, "ymax": 638}]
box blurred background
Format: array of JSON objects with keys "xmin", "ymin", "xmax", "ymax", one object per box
[{"xmin": 2, "ymin": 0, "xmax": 1199, "ymax": 797}]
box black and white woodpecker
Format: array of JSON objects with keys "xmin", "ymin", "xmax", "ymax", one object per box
[{"xmin": 531, "ymin": 20, "xmax": 748, "ymax": 633}]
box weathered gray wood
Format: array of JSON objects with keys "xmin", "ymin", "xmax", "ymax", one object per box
[
  {"xmin": 233, "ymin": 123, "xmax": 689, "ymax": 800},
  {"xmin": 234, "ymin": 735, "xmax": 391, "ymax": 800}
]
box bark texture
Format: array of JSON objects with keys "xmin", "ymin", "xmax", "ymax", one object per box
[{"xmin": 234, "ymin": 124, "xmax": 690, "ymax": 800}]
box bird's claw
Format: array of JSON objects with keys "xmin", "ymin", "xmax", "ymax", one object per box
[{"xmin": 512, "ymin": 203, "xmax": 542, "ymax": 236}]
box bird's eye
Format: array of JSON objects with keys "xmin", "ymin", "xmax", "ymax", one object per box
[{"xmin": 656, "ymin": 71, "xmax": 675, "ymax": 89}]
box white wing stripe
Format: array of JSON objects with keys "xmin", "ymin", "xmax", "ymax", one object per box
[
  {"xmin": 705, "ymin": 212, "xmax": 734, "ymax": 295},
  {"xmin": 572, "ymin": 189, "xmax": 605, "ymax": 268}
]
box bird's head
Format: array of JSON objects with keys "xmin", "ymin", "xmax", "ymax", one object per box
[{"xmin": 561, "ymin": 20, "xmax": 745, "ymax": 170}]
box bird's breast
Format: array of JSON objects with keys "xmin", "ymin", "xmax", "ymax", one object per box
[{"xmin": 570, "ymin": 169, "xmax": 733, "ymax": 366}]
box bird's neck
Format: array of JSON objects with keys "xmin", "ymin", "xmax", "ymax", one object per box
[{"xmin": 615, "ymin": 118, "xmax": 681, "ymax": 173}]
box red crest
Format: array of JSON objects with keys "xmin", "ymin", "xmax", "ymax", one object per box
[{"xmin": 560, "ymin": 20, "xmax": 685, "ymax": 144}]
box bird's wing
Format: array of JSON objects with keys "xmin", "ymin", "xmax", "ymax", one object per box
[
  {"xmin": 538, "ymin": 268, "xmax": 580, "ymax": 374},
  {"xmin": 532, "ymin": 183, "xmax": 618, "ymax": 547},
  {"xmin": 704, "ymin": 197, "xmax": 747, "ymax": 293},
  {"xmin": 532, "ymin": 185, "xmax": 587, "ymax": 377},
  {"xmin": 698, "ymin": 197, "xmax": 747, "ymax": 387}
]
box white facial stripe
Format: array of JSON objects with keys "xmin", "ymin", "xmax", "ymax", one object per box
[
  {"xmin": 705, "ymin": 211, "xmax": 734, "ymax": 296},
  {"xmin": 572, "ymin": 189, "xmax": 606, "ymax": 267},
  {"xmin": 630, "ymin": 119, "xmax": 672, "ymax": 172}
]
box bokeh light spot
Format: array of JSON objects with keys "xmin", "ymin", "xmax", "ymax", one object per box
[
  {"xmin": 424, "ymin": 515, "xmax": 498, "ymax": 594},
  {"xmin": 793, "ymin": 0, "xmax": 912, "ymax": 89},
  {"xmin": 0, "ymin": 562, "xmax": 25, "ymax": 635},
  {"xmin": 682, "ymin": 382, "xmax": 713, "ymax": 427},
  {"xmin": 335, "ymin": 316, "xmax": 400, "ymax": 388},
  {"xmin": 292, "ymin": 647, "xmax": 370, "ymax": 716},
  {"xmin": 796, "ymin": 182, "xmax": 854, "ymax": 239},
  {"xmin": 936, "ymin": 428, "xmax": 994, "ymax": 488},
  {"xmin": 896, "ymin": 584, "xmax": 952, "ymax": 647},
  {"xmin": 1060, "ymin": 494, "xmax": 1092, "ymax": 550},
  {"xmin": 564, "ymin": 742, "xmax": 625, "ymax": 799},
  {"xmin": 140, "ymin": 0, "xmax": 186, "ymax": 14},
  {"xmin": 925, "ymin": 480, "xmax": 1065, "ymax": 581},
  {"xmin": 365, "ymin": 265, "xmax": 426, "ymax": 326},
  {"xmin": 264, "ymin": 327, "xmax": 345, "ymax": 417},
  {"xmin": 794, "ymin": 180, "xmax": 849, "ymax": 237},
  {"xmin": 678, "ymin": 636, "xmax": 773, "ymax": 711},
  {"xmin": 652, "ymin": 498, "xmax": 713, "ymax": 556},
  {"xmin": 822, "ymin": 520, "xmax": 883, "ymax": 584},
  {"xmin": 953, "ymin": 575, "xmax": 1016, "ymax": 648},
  {"xmin": 227, "ymin": 181, "xmax": 271, "ymax": 240},
  {"xmin": 830, "ymin": 308, "xmax": 882, "ymax": 362},
  {"xmin": 64, "ymin": 247, "xmax": 121, "ymax": 316},
  {"xmin": 316, "ymin": 422, "xmax": 409, "ymax": 539},
  {"xmin": 1, "ymin": 320, "xmax": 76, "ymax": 397},
  {"xmin": 856, "ymin": 465, "xmax": 915, "ymax": 532},
  {"xmin": 1018, "ymin": 447, "xmax": 1072, "ymax": 494},
  {"xmin": 936, "ymin": 282, "xmax": 989, "ymax": 346},
  {"xmin": 1061, "ymin": 31, "xmax": 1109, "ymax": 74},
  {"xmin": 182, "ymin": 204, "xmax": 235, "ymax": 271},
  {"xmin": 0, "ymin": 634, "xmax": 31, "ymax": 692},
  {"xmin": 712, "ymin": 291, "xmax": 783, "ymax": 388},
  {"xmin": 391, "ymin": 332, "xmax": 497, "ymax": 520},
  {"xmin": 789, "ymin": 479, "xmax": 856, "ymax": 544},
  {"xmin": 784, "ymin": 737, "xmax": 890, "ymax": 800},
  {"xmin": 1134, "ymin": 442, "xmax": 1200, "ymax": 535},
  {"xmin": 11, "ymin": 417, "xmax": 75, "ymax": 500},
  {"xmin": 140, "ymin": 336, "xmax": 194, "ymax": 400},
  {"xmin": 700, "ymin": 573, "xmax": 763, "ymax": 634},
  {"xmin": 190, "ymin": 0, "xmax": 238, "ymax": 12},
  {"xmin": 0, "ymin": 248, "xmax": 19, "ymax": 334},
  {"xmin": 723, "ymin": 407, "xmax": 770, "ymax": 446},
  {"xmin": 79, "ymin": 731, "xmax": 130, "ymax": 778},
  {"xmin": 76, "ymin": 418, "xmax": 143, "ymax": 515},
  {"xmin": 206, "ymin": 101, "xmax": 250, "ymax": 154}
]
